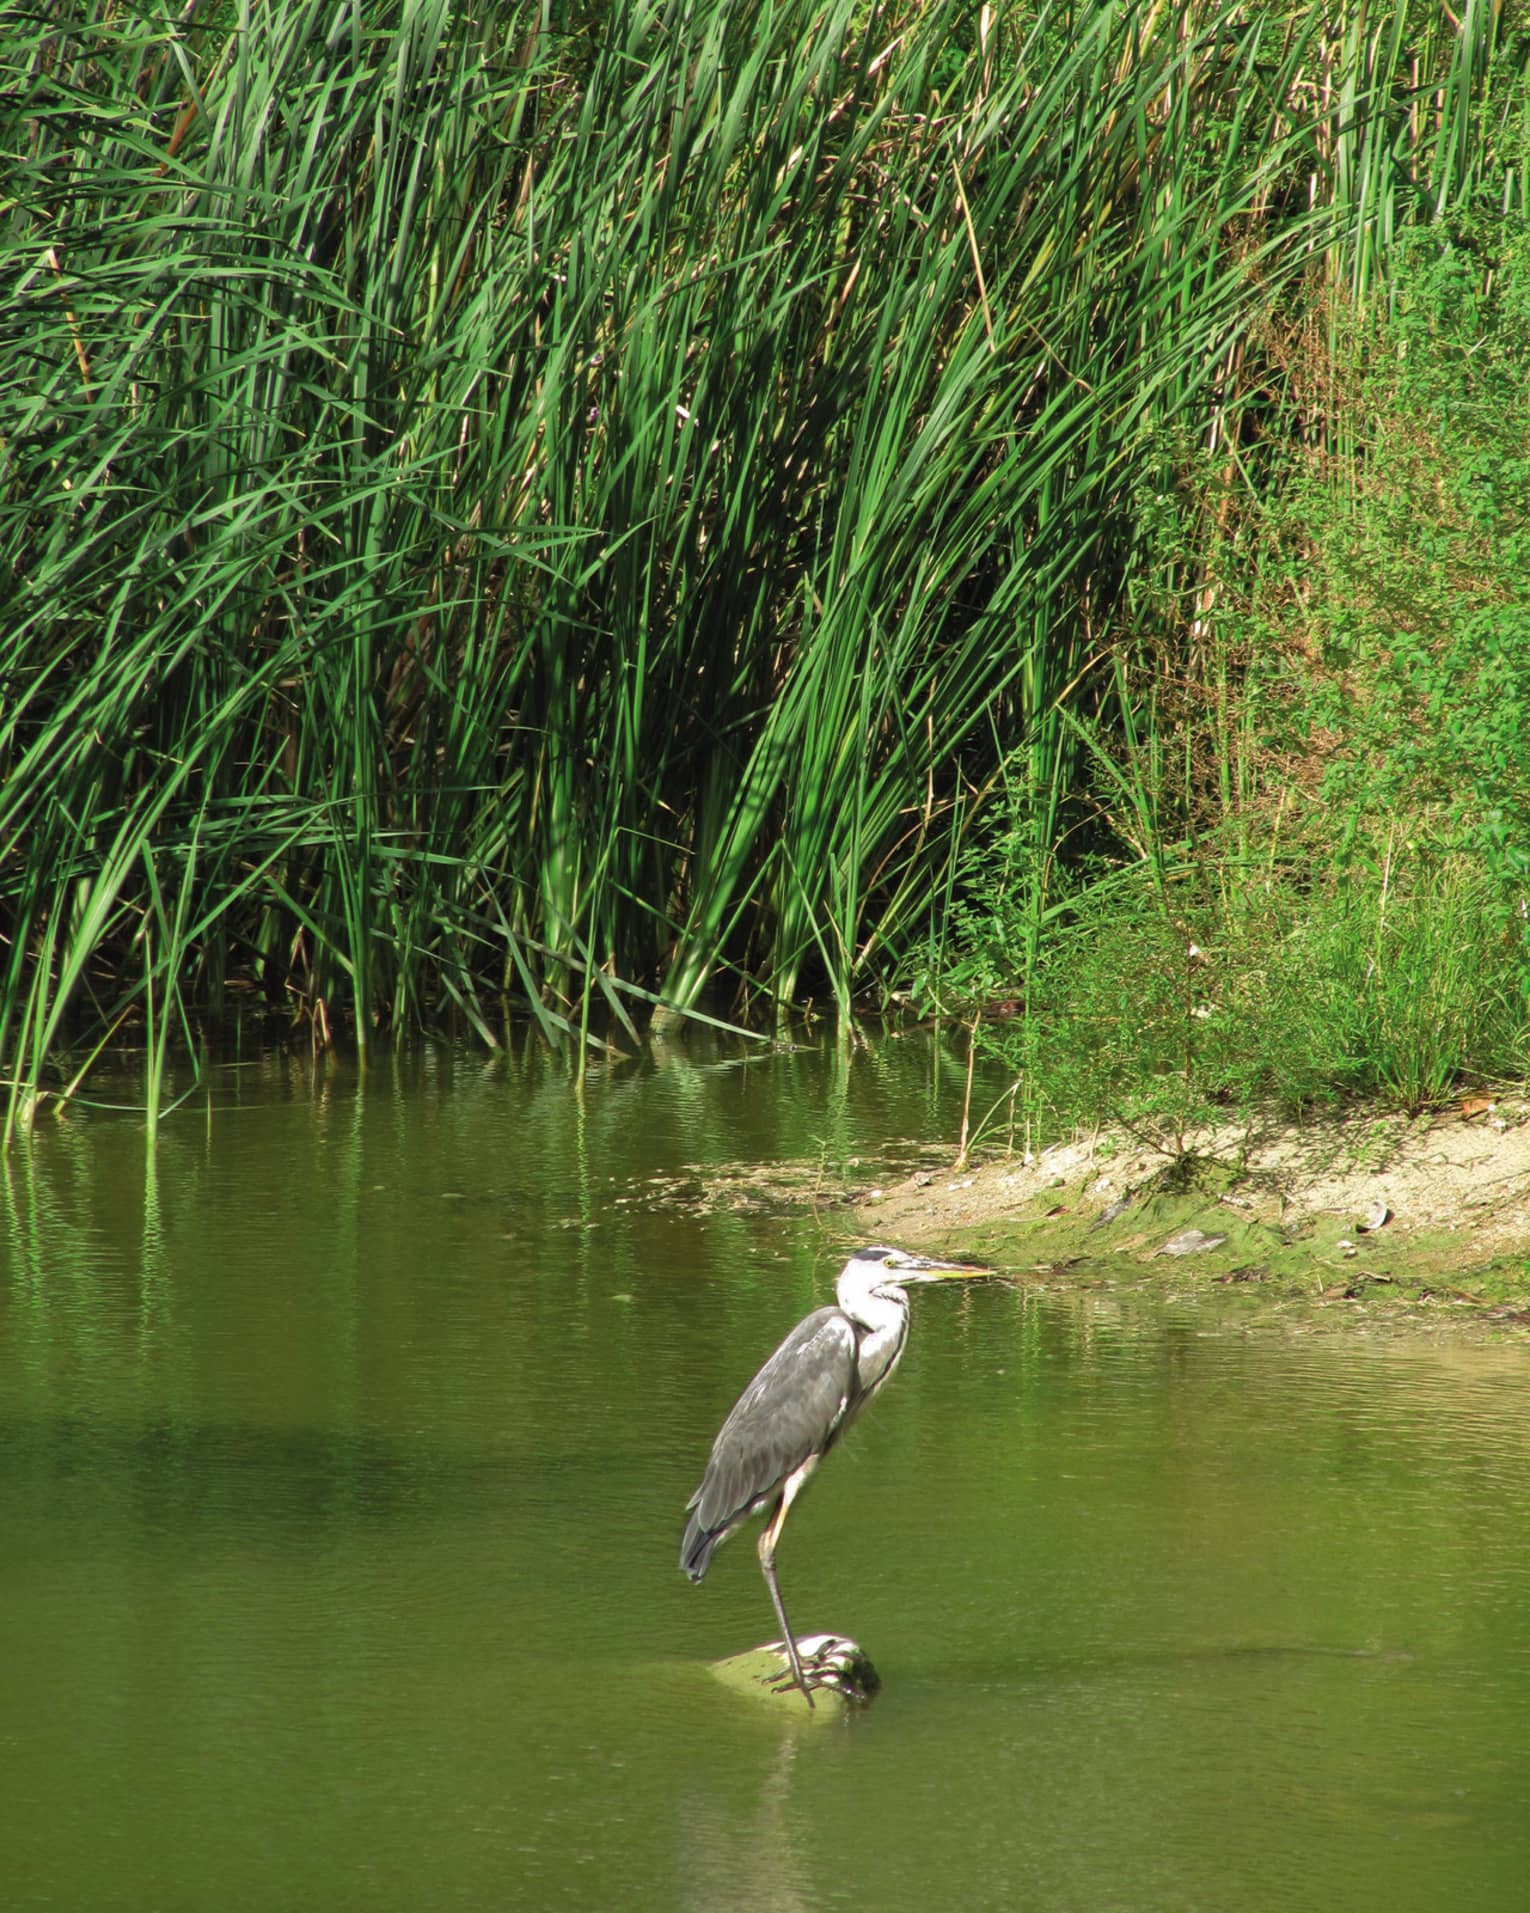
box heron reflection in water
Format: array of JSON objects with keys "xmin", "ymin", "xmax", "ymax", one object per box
[{"xmin": 680, "ymin": 1245, "xmax": 982, "ymax": 1705}]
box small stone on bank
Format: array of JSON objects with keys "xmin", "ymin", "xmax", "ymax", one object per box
[{"xmin": 1157, "ymin": 1228, "xmax": 1229, "ymax": 1257}]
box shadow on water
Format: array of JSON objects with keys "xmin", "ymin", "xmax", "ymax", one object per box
[
  {"xmin": 0, "ymin": 1412, "xmax": 506, "ymax": 1535},
  {"xmin": 2, "ymin": 1032, "xmax": 1530, "ymax": 1910}
]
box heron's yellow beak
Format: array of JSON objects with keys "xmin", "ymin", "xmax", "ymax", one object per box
[{"xmin": 896, "ymin": 1256, "xmax": 996, "ymax": 1283}]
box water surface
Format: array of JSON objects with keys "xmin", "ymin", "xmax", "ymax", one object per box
[{"xmin": 3, "ymin": 1037, "xmax": 1529, "ymax": 1909}]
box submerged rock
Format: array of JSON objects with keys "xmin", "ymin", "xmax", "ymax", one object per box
[{"xmin": 709, "ymin": 1634, "xmax": 881, "ymax": 1711}]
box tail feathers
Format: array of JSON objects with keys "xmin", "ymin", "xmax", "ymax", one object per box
[{"xmin": 680, "ymin": 1513, "xmax": 720, "ymax": 1582}]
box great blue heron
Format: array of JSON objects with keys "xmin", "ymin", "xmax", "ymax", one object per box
[{"xmin": 679, "ymin": 1244, "xmax": 980, "ymax": 1705}]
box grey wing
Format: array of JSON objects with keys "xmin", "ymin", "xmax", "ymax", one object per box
[{"xmin": 680, "ymin": 1308, "xmax": 856, "ymax": 1578}]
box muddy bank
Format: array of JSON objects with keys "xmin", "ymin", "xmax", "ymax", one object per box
[{"xmin": 857, "ymin": 1099, "xmax": 1530, "ymax": 1337}]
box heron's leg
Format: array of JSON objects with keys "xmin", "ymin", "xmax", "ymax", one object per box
[
  {"xmin": 757, "ymin": 1463, "xmax": 819, "ymax": 1708},
  {"xmin": 758, "ymin": 1519, "xmax": 813, "ymax": 1709}
]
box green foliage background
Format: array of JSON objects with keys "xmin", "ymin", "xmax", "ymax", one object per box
[
  {"xmin": 943, "ymin": 214, "xmax": 1530, "ymax": 1145},
  {"xmin": 3, "ymin": 0, "xmax": 1528, "ymax": 1137}
]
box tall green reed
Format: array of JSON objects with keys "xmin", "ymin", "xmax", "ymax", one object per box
[{"xmin": 2, "ymin": 0, "xmax": 1522, "ymax": 1135}]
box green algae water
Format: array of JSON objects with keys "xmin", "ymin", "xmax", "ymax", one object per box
[{"xmin": 3, "ymin": 1037, "xmax": 1529, "ymax": 1911}]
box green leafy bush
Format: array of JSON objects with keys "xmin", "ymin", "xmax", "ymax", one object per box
[{"xmin": 929, "ymin": 221, "xmax": 1530, "ymax": 1145}]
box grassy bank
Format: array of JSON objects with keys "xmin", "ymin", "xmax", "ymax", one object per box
[{"xmin": 4, "ymin": 0, "xmax": 1528, "ymax": 1138}]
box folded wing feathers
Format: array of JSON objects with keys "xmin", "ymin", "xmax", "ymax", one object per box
[{"xmin": 682, "ymin": 1309, "xmax": 856, "ymax": 1572}]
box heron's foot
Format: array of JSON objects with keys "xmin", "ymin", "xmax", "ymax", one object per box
[
  {"xmin": 758, "ymin": 1634, "xmax": 881, "ymax": 1706},
  {"xmin": 759, "ymin": 1661, "xmax": 830, "ymax": 1701}
]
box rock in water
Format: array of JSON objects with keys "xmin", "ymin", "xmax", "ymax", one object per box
[{"xmin": 709, "ymin": 1634, "xmax": 881, "ymax": 1710}]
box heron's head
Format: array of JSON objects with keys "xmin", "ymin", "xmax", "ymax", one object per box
[{"xmin": 834, "ymin": 1245, "xmax": 989, "ymax": 1314}]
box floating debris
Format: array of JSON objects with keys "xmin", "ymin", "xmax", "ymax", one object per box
[
  {"xmin": 601, "ymin": 1143, "xmax": 949, "ymax": 1218},
  {"xmin": 1356, "ymin": 1200, "xmax": 1392, "ymax": 1234}
]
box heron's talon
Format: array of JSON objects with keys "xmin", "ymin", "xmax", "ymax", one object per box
[
  {"xmin": 757, "ymin": 1644, "xmax": 850, "ymax": 1702},
  {"xmin": 757, "ymin": 1665, "xmax": 809, "ymax": 1696}
]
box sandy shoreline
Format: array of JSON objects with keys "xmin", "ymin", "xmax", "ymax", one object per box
[{"xmin": 854, "ymin": 1099, "xmax": 1530, "ymax": 1334}]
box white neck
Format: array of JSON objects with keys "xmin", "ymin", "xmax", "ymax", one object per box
[
  {"xmin": 835, "ymin": 1260, "xmax": 911, "ymax": 1402},
  {"xmin": 835, "ymin": 1261, "xmax": 910, "ymax": 1337}
]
